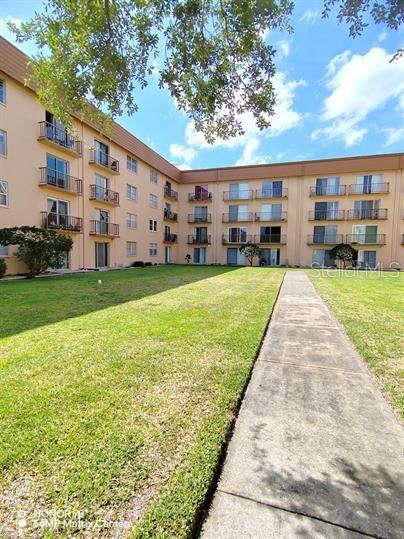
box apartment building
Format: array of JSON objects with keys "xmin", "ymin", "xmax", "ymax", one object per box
[{"xmin": 1, "ymin": 36, "xmax": 404, "ymax": 273}]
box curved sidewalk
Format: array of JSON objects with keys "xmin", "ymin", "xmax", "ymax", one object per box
[{"xmin": 201, "ymin": 271, "xmax": 404, "ymax": 539}]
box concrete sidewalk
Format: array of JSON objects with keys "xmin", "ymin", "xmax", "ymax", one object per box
[{"xmin": 201, "ymin": 271, "xmax": 404, "ymax": 539}]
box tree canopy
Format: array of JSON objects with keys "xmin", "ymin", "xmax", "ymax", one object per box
[
  {"xmin": 239, "ymin": 242, "xmax": 262, "ymax": 266},
  {"xmin": 9, "ymin": 0, "xmax": 403, "ymax": 141}
]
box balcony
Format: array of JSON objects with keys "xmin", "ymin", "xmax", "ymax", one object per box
[
  {"xmin": 164, "ymin": 233, "xmax": 178, "ymax": 244},
  {"xmin": 164, "ymin": 186, "xmax": 178, "ymax": 200},
  {"xmin": 223, "ymin": 190, "xmax": 254, "ymax": 201},
  {"xmin": 38, "ymin": 121, "xmax": 82, "ymax": 155},
  {"xmin": 348, "ymin": 183, "xmax": 389, "ymax": 195},
  {"xmin": 188, "ymin": 214, "xmax": 211, "ymax": 223},
  {"xmin": 222, "ymin": 234, "xmax": 253, "ymax": 244},
  {"xmin": 309, "ymin": 210, "xmax": 345, "ymax": 221},
  {"xmin": 41, "ymin": 212, "xmax": 83, "ymax": 232},
  {"xmin": 188, "ymin": 192, "xmax": 212, "ymax": 202},
  {"xmin": 187, "ymin": 235, "xmax": 211, "ymax": 244},
  {"xmin": 309, "ymin": 185, "xmax": 347, "ymax": 196},
  {"xmin": 255, "ymin": 234, "xmax": 286, "ymax": 244},
  {"xmin": 89, "ymin": 220, "xmax": 119, "ymax": 237},
  {"xmin": 255, "ymin": 211, "xmax": 287, "ymax": 222},
  {"xmin": 255, "ymin": 188, "xmax": 288, "ymax": 199},
  {"xmin": 89, "ymin": 149, "xmax": 120, "ymax": 174},
  {"xmin": 307, "ymin": 234, "xmax": 344, "ymax": 245},
  {"xmin": 222, "ymin": 212, "xmax": 253, "ymax": 223},
  {"xmin": 89, "ymin": 185, "xmax": 120, "ymax": 206},
  {"xmin": 346, "ymin": 208, "xmax": 388, "ymax": 220},
  {"xmin": 164, "ymin": 209, "xmax": 178, "ymax": 222},
  {"xmin": 39, "ymin": 167, "xmax": 83, "ymax": 195},
  {"xmin": 346, "ymin": 234, "xmax": 386, "ymax": 245}
]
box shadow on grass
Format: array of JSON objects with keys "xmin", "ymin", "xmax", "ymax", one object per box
[{"xmin": 0, "ymin": 265, "xmax": 239, "ymax": 339}]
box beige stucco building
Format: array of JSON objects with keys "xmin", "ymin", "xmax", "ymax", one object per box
[{"xmin": 1, "ymin": 36, "xmax": 404, "ymax": 274}]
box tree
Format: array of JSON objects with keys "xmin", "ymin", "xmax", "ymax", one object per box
[
  {"xmin": 329, "ymin": 243, "xmax": 358, "ymax": 268},
  {"xmin": 0, "ymin": 227, "xmax": 73, "ymax": 277},
  {"xmin": 0, "ymin": 258, "xmax": 7, "ymax": 279},
  {"xmin": 9, "ymin": 1, "xmax": 402, "ymax": 142},
  {"xmin": 239, "ymin": 242, "xmax": 262, "ymax": 267}
]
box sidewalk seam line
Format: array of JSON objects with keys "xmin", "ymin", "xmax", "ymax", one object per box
[{"xmin": 257, "ymin": 358, "xmax": 366, "ymax": 374}]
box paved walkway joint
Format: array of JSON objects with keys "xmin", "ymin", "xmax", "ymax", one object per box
[{"xmin": 201, "ymin": 271, "xmax": 404, "ymax": 539}]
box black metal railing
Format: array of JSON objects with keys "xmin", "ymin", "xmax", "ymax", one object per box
[
  {"xmin": 255, "ymin": 188, "xmax": 288, "ymax": 199},
  {"xmin": 164, "ymin": 233, "xmax": 178, "ymax": 243},
  {"xmin": 255, "ymin": 211, "xmax": 287, "ymax": 222},
  {"xmin": 188, "ymin": 192, "xmax": 212, "ymax": 202},
  {"xmin": 164, "ymin": 186, "xmax": 178, "ymax": 200},
  {"xmin": 307, "ymin": 234, "xmax": 344, "ymax": 244},
  {"xmin": 188, "ymin": 214, "xmax": 211, "ymax": 223},
  {"xmin": 223, "ymin": 190, "xmax": 254, "ymax": 201},
  {"xmin": 309, "ymin": 210, "xmax": 345, "ymax": 221},
  {"xmin": 346, "ymin": 234, "xmax": 386, "ymax": 244},
  {"xmin": 222, "ymin": 212, "xmax": 253, "ymax": 222},
  {"xmin": 347, "ymin": 208, "xmax": 388, "ymax": 220},
  {"xmin": 309, "ymin": 185, "xmax": 346, "ymax": 196},
  {"xmin": 39, "ymin": 167, "xmax": 83, "ymax": 194},
  {"xmin": 187, "ymin": 235, "xmax": 211, "ymax": 244},
  {"xmin": 164, "ymin": 210, "xmax": 178, "ymax": 221},
  {"xmin": 89, "ymin": 220, "xmax": 119, "ymax": 236},
  {"xmin": 348, "ymin": 183, "xmax": 389, "ymax": 195},
  {"xmin": 89, "ymin": 149, "xmax": 120, "ymax": 173},
  {"xmin": 41, "ymin": 212, "xmax": 83, "ymax": 232},
  {"xmin": 38, "ymin": 121, "xmax": 82, "ymax": 154},
  {"xmin": 89, "ymin": 185, "xmax": 120, "ymax": 205},
  {"xmin": 255, "ymin": 234, "xmax": 286, "ymax": 244},
  {"xmin": 222, "ymin": 234, "xmax": 253, "ymax": 244}
]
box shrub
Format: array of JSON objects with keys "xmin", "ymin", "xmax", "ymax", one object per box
[
  {"xmin": 145, "ymin": 262, "xmax": 153, "ymax": 266},
  {"xmin": 131, "ymin": 261, "xmax": 145, "ymax": 267},
  {"xmin": 0, "ymin": 258, "xmax": 7, "ymax": 278}
]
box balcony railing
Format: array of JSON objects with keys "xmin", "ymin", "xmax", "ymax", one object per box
[
  {"xmin": 89, "ymin": 149, "xmax": 120, "ymax": 173},
  {"xmin": 164, "ymin": 186, "xmax": 178, "ymax": 200},
  {"xmin": 307, "ymin": 234, "xmax": 344, "ymax": 245},
  {"xmin": 255, "ymin": 211, "xmax": 287, "ymax": 222},
  {"xmin": 255, "ymin": 188, "xmax": 288, "ymax": 199},
  {"xmin": 255, "ymin": 234, "xmax": 286, "ymax": 244},
  {"xmin": 346, "ymin": 234, "xmax": 386, "ymax": 245},
  {"xmin": 89, "ymin": 185, "xmax": 120, "ymax": 206},
  {"xmin": 309, "ymin": 210, "xmax": 345, "ymax": 221},
  {"xmin": 222, "ymin": 234, "xmax": 254, "ymax": 244},
  {"xmin": 346, "ymin": 208, "xmax": 388, "ymax": 220},
  {"xmin": 164, "ymin": 233, "xmax": 178, "ymax": 243},
  {"xmin": 41, "ymin": 212, "xmax": 83, "ymax": 232},
  {"xmin": 188, "ymin": 192, "xmax": 212, "ymax": 202},
  {"xmin": 38, "ymin": 121, "xmax": 82, "ymax": 155},
  {"xmin": 164, "ymin": 210, "xmax": 178, "ymax": 221},
  {"xmin": 348, "ymin": 183, "xmax": 389, "ymax": 195},
  {"xmin": 188, "ymin": 214, "xmax": 211, "ymax": 223},
  {"xmin": 187, "ymin": 235, "xmax": 211, "ymax": 244},
  {"xmin": 223, "ymin": 190, "xmax": 254, "ymax": 201},
  {"xmin": 89, "ymin": 220, "xmax": 119, "ymax": 237},
  {"xmin": 222, "ymin": 212, "xmax": 254, "ymax": 222},
  {"xmin": 39, "ymin": 167, "xmax": 83, "ymax": 194},
  {"xmin": 309, "ymin": 185, "xmax": 347, "ymax": 196}
]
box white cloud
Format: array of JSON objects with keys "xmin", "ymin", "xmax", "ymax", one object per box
[
  {"xmin": 0, "ymin": 16, "xmax": 22, "ymax": 43},
  {"xmin": 378, "ymin": 31, "xmax": 388, "ymax": 42},
  {"xmin": 298, "ymin": 10, "xmax": 318, "ymax": 24},
  {"xmin": 312, "ymin": 47, "xmax": 404, "ymax": 147},
  {"xmin": 276, "ymin": 152, "xmax": 285, "ymax": 160},
  {"xmin": 276, "ymin": 40, "xmax": 290, "ymax": 59},
  {"xmin": 234, "ymin": 138, "xmax": 271, "ymax": 166},
  {"xmin": 382, "ymin": 126, "xmax": 404, "ymax": 146},
  {"xmin": 169, "ymin": 143, "xmax": 197, "ymax": 164}
]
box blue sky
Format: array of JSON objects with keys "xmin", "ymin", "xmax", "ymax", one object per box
[{"xmin": 1, "ymin": 0, "xmax": 403, "ymax": 170}]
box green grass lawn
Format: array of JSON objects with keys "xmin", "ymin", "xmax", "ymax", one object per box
[
  {"xmin": 308, "ymin": 270, "xmax": 404, "ymax": 420},
  {"xmin": 0, "ymin": 265, "xmax": 284, "ymax": 537}
]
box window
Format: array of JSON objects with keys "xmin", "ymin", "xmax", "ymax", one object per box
[
  {"xmin": 127, "ymin": 184, "xmax": 137, "ymax": 201},
  {"xmin": 149, "ymin": 243, "xmax": 157, "ymax": 256},
  {"xmin": 312, "ymin": 249, "xmax": 335, "ymax": 267},
  {"xmin": 313, "ymin": 226, "xmax": 338, "ymax": 243},
  {"xmin": 127, "ymin": 213, "xmax": 137, "ymax": 229},
  {"xmin": 229, "ymin": 182, "xmax": 250, "ymax": 200},
  {"xmin": 358, "ymin": 250, "xmax": 377, "ymax": 269},
  {"xmin": 149, "ymin": 219, "xmax": 157, "ymax": 232},
  {"xmin": 127, "ymin": 155, "xmax": 137, "ymax": 173},
  {"xmin": 150, "ymin": 170, "xmax": 158, "ymax": 184},
  {"xmin": 355, "ymin": 174, "xmax": 383, "ymax": 194},
  {"xmin": 0, "ymin": 244, "xmax": 8, "ymax": 256},
  {"xmin": 315, "ymin": 177, "xmax": 340, "ymax": 196},
  {"xmin": 46, "ymin": 155, "xmax": 69, "ymax": 188},
  {"xmin": 150, "ymin": 194, "xmax": 158, "ymax": 208},
  {"xmin": 95, "ymin": 139, "xmax": 109, "ymax": 166},
  {"xmin": 127, "ymin": 241, "xmax": 137, "ymax": 256},
  {"xmin": 0, "ymin": 80, "xmax": 5, "ymax": 104},
  {"xmin": 193, "ymin": 247, "xmax": 207, "ymax": 264},
  {"xmin": 262, "ymin": 180, "xmax": 283, "ymax": 198},
  {"xmin": 0, "ymin": 130, "xmax": 7, "ymax": 156},
  {"xmin": 0, "ymin": 180, "xmax": 8, "ymax": 207}
]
